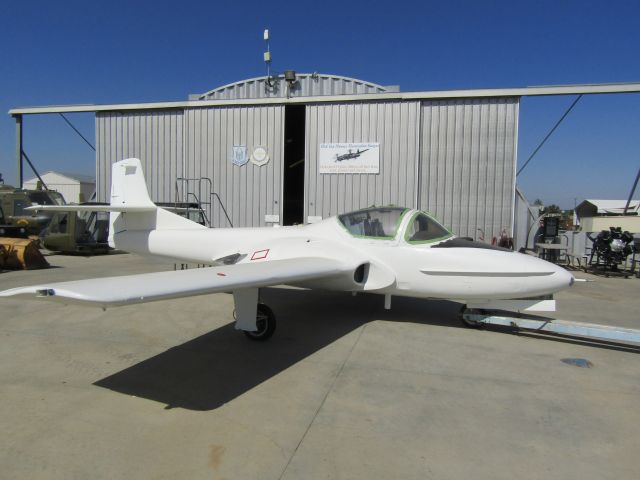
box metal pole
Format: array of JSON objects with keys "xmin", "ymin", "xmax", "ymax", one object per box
[
  {"xmin": 21, "ymin": 150, "xmax": 49, "ymax": 190},
  {"xmin": 14, "ymin": 114, "xmax": 23, "ymax": 188},
  {"xmin": 623, "ymin": 166, "xmax": 640, "ymax": 214},
  {"xmin": 516, "ymin": 94, "xmax": 583, "ymax": 177},
  {"xmin": 58, "ymin": 113, "xmax": 96, "ymax": 151}
]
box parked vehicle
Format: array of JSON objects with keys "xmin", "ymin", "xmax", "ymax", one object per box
[
  {"xmin": 40, "ymin": 203, "xmax": 110, "ymax": 254},
  {"xmin": 0, "ymin": 184, "xmax": 65, "ymax": 235}
]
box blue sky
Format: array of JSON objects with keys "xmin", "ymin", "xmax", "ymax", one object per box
[{"xmin": 1, "ymin": 0, "xmax": 639, "ymax": 208}]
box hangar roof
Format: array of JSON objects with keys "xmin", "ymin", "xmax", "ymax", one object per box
[{"xmin": 192, "ymin": 73, "xmax": 394, "ymax": 101}]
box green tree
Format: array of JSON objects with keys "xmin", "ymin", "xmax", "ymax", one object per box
[{"xmin": 543, "ymin": 204, "xmax": 561, "ymax": 214}]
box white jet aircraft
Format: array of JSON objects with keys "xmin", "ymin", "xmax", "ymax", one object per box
[{"xmin": 0, "ymin": 158, "xmax": 574, "ymax": 340}]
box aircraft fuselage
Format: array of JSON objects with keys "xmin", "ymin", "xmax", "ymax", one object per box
[{"xmin": 112, "ymin": 210, "xmax": 573, "ymax": 303}]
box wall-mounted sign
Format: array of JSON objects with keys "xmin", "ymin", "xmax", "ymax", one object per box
[
  {"xmin": 231, "ymin": 145, "xmax": 248, "ymax": 166},
  {"xmin": 251, "ymin": 146, "xmax": 270, "ymax": 166},
  {"xmin": 319, "ymin": 143, "xmax": 380, "ymax": 174}
]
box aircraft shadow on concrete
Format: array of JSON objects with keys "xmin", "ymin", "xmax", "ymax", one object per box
[{"xmin": 94, "ymin": 288, "xmax": 464, "ymax": 411}]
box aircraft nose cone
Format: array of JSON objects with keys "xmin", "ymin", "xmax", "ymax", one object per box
[
  {"xmin": 558, "ymin": 264, "xmax": 574, "ymax": 285},
  {"xmin": 513, "ymin": 253, "xmax": 575, "ymax": 295},
  {"xmin": 547, "ymin": 260, "xmax": 575, "ymax": 292}
]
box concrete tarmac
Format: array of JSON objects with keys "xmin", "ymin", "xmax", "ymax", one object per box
[{"xmin": 0, "ymin": 253, "xmax": 639, "ymax": 479}]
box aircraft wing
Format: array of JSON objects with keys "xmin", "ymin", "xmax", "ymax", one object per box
[{"xmin": 0, "ymin": 257, "xmax": 351, "ymax": 307}]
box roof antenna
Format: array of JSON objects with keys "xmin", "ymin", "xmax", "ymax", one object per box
[{"xmin": 263, "ymin": 29, "xmax": 277, "ymax": 93}]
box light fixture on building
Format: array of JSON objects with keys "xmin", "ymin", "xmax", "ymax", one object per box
[{"xmin": 284, "ymin": 70, "xmax": 297, "ymax": 98}]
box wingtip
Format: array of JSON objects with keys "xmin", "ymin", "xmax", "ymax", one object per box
[{"xmin": 0, "ymin": 286, "xmax": 40, "ymax": 298}]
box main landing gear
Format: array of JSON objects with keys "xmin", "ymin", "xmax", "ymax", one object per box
[
  {"xmin": 233, "ymin": 289, "xmax": 277, "ymax": 341},
  {"xmin": 243, "ymin": 303, "xmax": 277, "ymax": 341}
]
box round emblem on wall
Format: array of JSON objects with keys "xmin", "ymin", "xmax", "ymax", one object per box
[{"xmin": 251, "ymin": 146, "xmax": 270, "ymax": 166}]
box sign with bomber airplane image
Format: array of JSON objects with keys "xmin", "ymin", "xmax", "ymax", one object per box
[{"xmin": 319, "ymin": 142, "xmax": 380, "ymax": 174}]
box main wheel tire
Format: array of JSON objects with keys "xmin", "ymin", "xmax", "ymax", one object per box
[{"xmin": 244, "ymin": 303, "xmax": 276, "ymax": 341}]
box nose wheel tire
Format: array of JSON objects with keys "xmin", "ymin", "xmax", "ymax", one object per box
[
  {"xmin": 459, "ymin": 306, "xmax": 487, "ymax": 328},
  {"xmin": 244, "ymin": 303, "xmax": 276, "ymax": 341}
]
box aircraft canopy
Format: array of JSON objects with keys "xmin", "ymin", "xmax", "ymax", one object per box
[
  {"xmin": 339, "ymin": 206, "xmax": 452, "ymax": 243},
  {"xmin": 339, "ymin": 207, "xmax": 408, "ymax": 239}
]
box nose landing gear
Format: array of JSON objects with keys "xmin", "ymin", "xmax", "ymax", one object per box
[{"xmin": 459, "ymin": 306, "xmax": 488, "ymax": 328}]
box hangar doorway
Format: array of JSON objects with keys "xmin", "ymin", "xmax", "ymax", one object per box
[{"xmin": 282, "ymin": 105, "xmax": 306, "ymax": 225}]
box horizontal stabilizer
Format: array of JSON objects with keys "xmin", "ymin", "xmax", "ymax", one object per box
[
  {"xmin": 26, "ymin": 159, "xmax": 158, "ymax": 214},
  {"xmin": 0, "ymin": 258, "xmax": 351, "ymax": 307},
  {"xmin": 26, "ymin": 205, "xmax": 156, "ymax": 213}
]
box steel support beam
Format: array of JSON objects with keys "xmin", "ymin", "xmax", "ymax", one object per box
[
  {"xmin": 8, "ymin": 82, "xmax": 640, "ymax": 116},
  {"xmin": 14, "ymin": 114, "xmax": 23, "ymax": 188},
  {"xmin": 624, "ymin": 167, "xmax": 640, "ymax": 214}
]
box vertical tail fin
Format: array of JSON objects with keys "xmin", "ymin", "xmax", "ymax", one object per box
[
  {"xmin": 110, "ymin": 158, "xmax": 155, "ymax": 208},
  {"xmin": 108, "ymin": 158, "xmax": 206, "ymax": 249}
]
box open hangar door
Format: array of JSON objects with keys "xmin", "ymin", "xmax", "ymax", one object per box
[{"xmin": 282, "ymin": 105, "xmax": 306, "ymax": 225}]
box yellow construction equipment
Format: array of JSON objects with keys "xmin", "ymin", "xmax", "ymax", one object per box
[{"xmin": 0, "ymin": 237, "xmax": 49, "ymax": 270}]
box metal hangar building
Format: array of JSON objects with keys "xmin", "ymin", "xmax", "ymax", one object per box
[
  {"xmin": 11, "ymin": 76, "xmax": 640, "ymax": 242},
  {"xmin": 98, "ymin": 73, "xmax": 518, "ymax": 240}
]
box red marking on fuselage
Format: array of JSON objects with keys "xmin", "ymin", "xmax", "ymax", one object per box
[
  {"xmin": 251, "ymin": 249, "xmax": 270, "ymax": 260},
  {"xmin": 217, "ymin": 272, "xmax": 226, "ymax": 276}
]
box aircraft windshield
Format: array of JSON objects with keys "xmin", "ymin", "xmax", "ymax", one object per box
[
  {"xmin": 405, "ymin": 212, "xmax": 452, "ymax": 243},
  {"xmin": 339, "ymin": 207, "xmax": 408, "ymax": 239}
]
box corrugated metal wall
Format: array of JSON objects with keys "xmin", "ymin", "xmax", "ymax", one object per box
[
  {"xmin": 95, "ymin": 94, "xmax": 519, "ymax": 239},
  {"xmin": 183, "ymin": 106, "xmax": 284, "ymax": 228},
  {"xmin": 198, "ymin": 74, "xmax": 388, "ymax": 100},
  {"xmin": 419, "ymin": 98, "xmax": 519, "ymax": 239},
  {"xmin": 96, "ymin": 111, "xmax": 184, "ymax": 204},
  {"xmin": 305, "ymin": 101, "xmax": 421, "ymax": 219},
  {"xmin": 97, "ymin": 107, "xmax": 283, "ymax": 228}
]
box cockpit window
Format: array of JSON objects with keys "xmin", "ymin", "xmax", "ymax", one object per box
[
  {"xmin": 339, "ymin": 207, "xmax": 408, "ymax": 239},
  {"xmin": 405, "ymin": 212, "xmax": 452, "ymax": 244}
]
